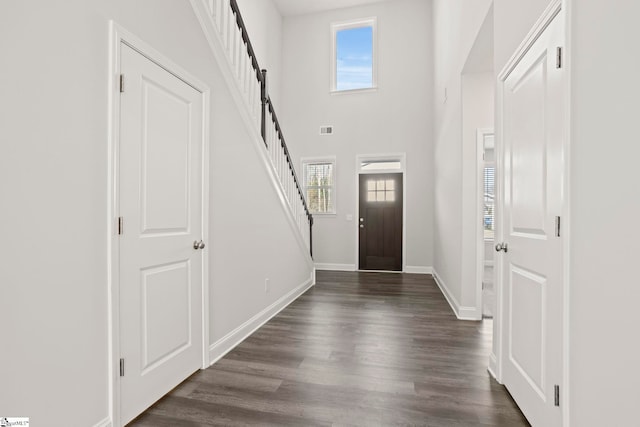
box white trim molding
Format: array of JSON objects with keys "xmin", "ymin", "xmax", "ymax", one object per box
[
  {"xmin": 432, "ymin": 270, "xmax": 481, "ymax": 321},
  {"xmin": 209, "ymin": 273, "xmax": 315, "ymax": 364},
  {"xmin": 93, "ymin": 417, "xmax": 112, "ymax": 427},
  {"xmin": 488, "ymin": 352, "xmax": 500, "ymax": 383},
  {"xmin": 405, "ymin": 266, "xmax": 433, "ymax": 275},
  {"xmin": 315, "ymin": 263, "xmax": 357, "ymax": 271}
]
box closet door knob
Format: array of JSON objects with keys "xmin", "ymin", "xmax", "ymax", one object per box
[{"xmin": 495, "ymin": 242, "xmax": 508, "ymax": 253}]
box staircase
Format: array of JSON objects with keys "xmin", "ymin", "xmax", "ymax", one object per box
[{"xmin": 190, "ymin": 0, "xmax": 313, "ymax": 256}]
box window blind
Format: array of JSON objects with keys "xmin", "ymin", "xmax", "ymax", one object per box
[{"xmin": 303, "ymin": 162, "xmax": 335, "ymax": 214}]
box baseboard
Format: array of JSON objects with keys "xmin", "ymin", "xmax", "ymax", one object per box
[
  {"xmin": 458, "ymin": 306, "xmax": 481, "ymax": 319},
  {"xmin": 488, "ymin": 352, "xmax": 500, "ymax": 383},
  {"xmin": 405, "ymin": 265, "xmax": 433, "ymax": 274},
  {"xmin": 432, "ymin": 269, "xmax": 461, "ymax": 317},
  {"xmin": 315, "ymin": 263, "xmax": 356, "ymax": 271},
  {"xmin": 208, "ymin": 273, "xmax": 315, "ymax": 364},
  {"xmin": 314, "ymin": 264, "xmax": 433, "ymax": 274},
  {"xmin": 432, "ymin": 269, "xmax": 481, "ymax": 321},
  {"xmin": 93, "ymin": 417, "xmax": 112, "ymax": 427}
]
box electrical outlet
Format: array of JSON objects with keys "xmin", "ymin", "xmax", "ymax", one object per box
[{"xmin": 265, "ymin": 278, "xmax": 270, "ymax": 293}]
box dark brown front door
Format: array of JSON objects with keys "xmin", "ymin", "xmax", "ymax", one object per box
[{"xmin": 359, "ymin": 173, "xmax": 403, "ymax": 271}]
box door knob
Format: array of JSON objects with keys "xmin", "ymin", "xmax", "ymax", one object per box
[
  {"xmin": 193, "ymin": 240, "xmax": 205, "ymax": 250},
  {"xmin": 495, "ymin": 242, "xmax": 508, "ymax": 253}
]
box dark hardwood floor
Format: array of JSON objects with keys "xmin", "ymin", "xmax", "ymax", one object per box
[{"xmin": 130, "ymin": 271, "xmax": 529, "ymax": 426}]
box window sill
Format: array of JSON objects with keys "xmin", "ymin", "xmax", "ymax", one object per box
[
  {"xmin": 330, "ymin": 87, "xmax": 378, "ymax": 96},
  {"xmin": 311, "ymin": 212, "xmax": 337, "ymax": 217}
]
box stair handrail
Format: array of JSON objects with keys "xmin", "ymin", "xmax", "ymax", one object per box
[
  {"xmin": 265, "ymin": 97, "xmax": 310, "ymax": 218},
  {"xmin": 228, "ymin": 0, "xmax": 314, "ymax": 257}
]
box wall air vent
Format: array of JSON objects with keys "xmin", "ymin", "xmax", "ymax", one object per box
[{"xmin": 320, "ymin": 126, "xmax": 334, "ymax": 135}]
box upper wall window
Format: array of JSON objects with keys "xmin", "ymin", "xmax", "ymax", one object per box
[{"xmin": 331, "ymin": 18, "xmax": 377, "ymax": 92}]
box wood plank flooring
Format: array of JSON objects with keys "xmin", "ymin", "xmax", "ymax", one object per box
[{"xmin": 130, "ymin": 271, "xmax": 529, "ymax": 426}]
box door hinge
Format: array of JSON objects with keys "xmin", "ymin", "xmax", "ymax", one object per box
[
  {"xmin": 119, "ymin": 358, "xmax": 125, "ymax": 377},
  {"xmin": 555, "ymin": 216, "xmax": 561, "ymax": 237},
  {"xmin": 118, "ymin": 217, "xmax": 124, "ymax": 235},
  {"xmin": 556, "ymin": 47, "xmax": 563, "ymax": 69},
  {"xmin": 119, "ymin": 74, "xmax": 125, "ymax": 93},
  {"xmin": 554, "ymin": 384, "xmax": 560, "ymax": 406}
]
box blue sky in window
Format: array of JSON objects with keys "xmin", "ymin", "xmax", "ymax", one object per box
[{"xmin": 336, "ymin": 26, "xmax": 373, "ymax": 91}]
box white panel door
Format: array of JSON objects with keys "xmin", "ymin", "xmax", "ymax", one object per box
[
  {"xmin": 500, "ymin": 11, "xmax": 564, "ymax": 427},
  {"xmin": 119, "ymin": 43, "xmax": 204, "ymax": 425}
]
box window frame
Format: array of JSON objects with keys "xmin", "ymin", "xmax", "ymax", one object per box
[
  {"xmin": 330, "ymin": 17, "xmax": 378, "ymax": 94},
  {"xmin": 301, "ymin": 156, "xmax": 337, "ymax": 216}
]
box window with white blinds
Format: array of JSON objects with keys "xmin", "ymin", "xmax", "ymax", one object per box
[
  {"xmin": 302, "ymin": 159, "xmax": 336, "ymax": 214},
  {"xmin": 484, "ymin": 166, "xmax": 495, "ymax": 239}
]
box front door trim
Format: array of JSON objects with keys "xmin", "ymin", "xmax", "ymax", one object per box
[
  {"xmin": 108, "ymin": 21, "xmax": 211, "ymax": 426},
  {"xmin": 354, "ymin": 153, "xmax": 406, "ymax": 272}
]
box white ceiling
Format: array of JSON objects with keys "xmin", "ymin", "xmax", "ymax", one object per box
[{"xmin": 272, "ymin": 0, "xmax": 396, "ymax": 17}]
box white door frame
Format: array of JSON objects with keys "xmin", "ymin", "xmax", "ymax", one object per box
[
  {"xmin": 493, "ymin": 1, "xmax": 570, "ymax": 425},
  {"xmin": 476, "ymin": 128, "xmax": 494, "ymax": 319},
  {"xmin": 107, "ymin": 21, "xmax": 211, "ymax": 426},
  {"xmin": 354, "ymin": 153, "xmax": 407, "ymax": 272}
]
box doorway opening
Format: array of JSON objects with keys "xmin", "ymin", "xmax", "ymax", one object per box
[
  {"xmin": 460, "ymin": 2, "xmax": 496, "ymax": 373},
  {"xmin": 478, "ymin": 129, "xmax": 495, "ymax": 318}
]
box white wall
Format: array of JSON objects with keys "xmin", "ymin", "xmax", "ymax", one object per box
[
  {"xmin": 569, "ymin": 1, "xmax": 640, "ymax": 424},
  {"xmin": 209, "ymin": 107, "xmax": 313, "ymax": 344},
  {"xmin": 281, "ymin": 0, "xmax": 434, "ymax": 271},
  {"xmin": 236, "ymin": 0, "xmax": 284, "ymax": 108},
  {"xmin": 0, "ymin": 0, "xmax": 312, "ymax": 424},
  {"xmin": 432, "ymin": 0, "xmax": 492, "ymax": 308},
  {"xmin": 432, "ymin": 0, "xmax": 552, "ymax": 316}
]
